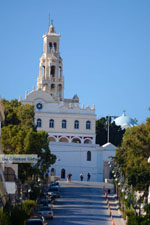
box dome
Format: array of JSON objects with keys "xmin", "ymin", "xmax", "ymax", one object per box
[
  {"xmin": 73, "ymin": 94, "xmax": 79, "ymax": 100},
  {"xmin": 114, "ymin": 112, "xmax": 137, "ymax": 129},
  {"xmin": 72, "ymin": 94, "xmax": 79, "ymax": 103}
]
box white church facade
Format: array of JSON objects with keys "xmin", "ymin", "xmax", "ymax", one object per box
[{"xmin": 22, "ymin": 23, "xmax": 116, "ymax": 182}]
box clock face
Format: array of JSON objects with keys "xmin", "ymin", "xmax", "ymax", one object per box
[{"xmin": 36, "ymin": 103, "xmax": 43, "ymax": 110}]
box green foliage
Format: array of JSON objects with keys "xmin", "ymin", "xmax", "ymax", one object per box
[
  {"xmin": 0, "ymin": 209, "xmax": 10, "ymax": 225},
  {"xmin": 1, "ymin": 99, "xmax": 56, "ymax": 183},
  {"xmin": 29, "ymin": 182, "xmax": 40, "ymax": 200},
  {"xmin": 10, "ymin": 206, "xmax": 27, "ymax": 225},
  {"xmin": 22, "ymin": 200, "xmax": 36, "ymax": 217},
  {"xmin": 2, "ymin": 99, "xmax": 35, "ymax": 129},
  {"xmin": 96, "ymin": 117, "xmax": 125, "ymax": 146},
  {"xmin": 1, "ymin": 125, "xmax": 27, "ymax": 154},
  {"xmin": 144, "ymin": 203, "xmax": 150, "ymax": 216},
  {"xmin": 125, "ymin": 209, "xmax": 137, "ymax": 225},
  {"xmin": 115, "ymin": 118, "xmax": 150, "ymax": 192}
]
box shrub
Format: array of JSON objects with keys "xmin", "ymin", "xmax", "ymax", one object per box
[
  {"xmin": 0, "ymin": 209, "xmax": 10, "ymax": 225},
  {"xmin": 22, "ymin": 200, "xmax": 36, "ymax": 217},
  {"xmin": 10, "ymin": 206, "xmax": 27, "ymax": 225},
  {"xmin": 126, "ymin": 209, "xmax": 137, "ymax": 225}
]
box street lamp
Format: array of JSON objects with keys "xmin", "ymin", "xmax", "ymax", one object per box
[{"xmin": 147, "ymin": 157, "xmax": 150, "ymax": 203}]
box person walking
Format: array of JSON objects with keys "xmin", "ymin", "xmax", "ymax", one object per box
[
  {"xmin": 87, "ymin": 172, "xmax": 91, "ymax": 181},
  {"xmin": 80, "ymin": 172, "xmax": 83, "ymax": 181},
  {"xmin": 67, "ymin": 173, "xmax": 72, "ymax": 182}
]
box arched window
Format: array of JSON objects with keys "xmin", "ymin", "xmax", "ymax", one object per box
[
  {"xmin": 49, "ymin": 119, "xmax": 54, "ymax": 128},
  {"xmin": 62, "ymin": 120, "xmax": 67, "ymax": 129},
  {"xmin": 37, "ymin": 118, "xmax": 42, "ymax": 128},
  {"xmin": 49, "ymin": 42, "xmax": 52, "ymax": 53},
  {"xmin": 48, "ymin": 137, "xmax": 56, "ymax": 142},
  {"xmin": 58, "ymin": 84, "xmax": 62, "ymax": 98},
  {"xmin": 58, "ymin": 66, "xmax": 62, "ymax": 78},
  {"xmin": 86, "ymin": 121, "xmax": 91, "ymax": 130},
  {"xmin": 87, "ymin": 151, "xmax": 91, "ymax": 161},
  {"xmin": 54, "ymin": 42, "xmax": 57, "ymax": 52},
  {"xmin": 51, "ymin": 66, "xmax": 55, "ymax": 77},
  {"xmin": 74, "ymin": 120, "xmax": 79, "ymax": 129},
  {"xmin": 42, "ymin": 66, "xmax": 45, "ymax": 76},
  {"xmin": 51, "ymin": 168, "xmax": 55, "ymax": 176},
  {"xmin": 72, "ymin": 138, "xmax": 81, "ymax": 144},
  {"xmin": 59, "ymin": 137, "xmax": 69, "ymax": 143},
  {"xmin": 61, "ymin": 169, "xmax": 65, "ymax": 179},
  {"xmin": 84, "ymin": 139, "xmax": 92, "ymax": 144},
  {"xmin": 51, "ymin": 84, "xmax": 55, "ymax": 89}
]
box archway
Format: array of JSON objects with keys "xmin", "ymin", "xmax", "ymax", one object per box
[
  {"xmin": 59, "ymin": 137, "xmax": 69, "ymax": 143},
  {"xmin": 72, "ymin": 138, "xmax": 81, "ymax": 144},
  {"xmin": 61, "ymin": 169, "xmax": 65, "ymax": 179},
  {"xmin": 51, "ymin": 168, "xmax": 55, "ymax": 176}
]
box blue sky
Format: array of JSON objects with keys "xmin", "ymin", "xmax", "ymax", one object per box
[{"xmin": 0, "ymin": 0, "xmax": 149, "ymax": 124}]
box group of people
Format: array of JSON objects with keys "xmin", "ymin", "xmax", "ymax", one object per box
[
  {"xmin": 67, "ymin": 172, "xmax": 91, "ymax": 182},
  {"xmin": 80, "ymin": 172, "xmax": 91, "ymax": 181}
]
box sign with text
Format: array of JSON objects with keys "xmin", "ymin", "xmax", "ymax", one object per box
[{"xmin": 0, "ymin": 154, "xmax": 38, "ymax": 163}]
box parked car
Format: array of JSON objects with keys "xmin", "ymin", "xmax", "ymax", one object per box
[
  {"xmin": 38, "ymin": 206, "xmax": 54, "ymax": 219},
  {"xmin": 50, "ymin": 183, "xmax": 60, "ymax": 190},
  {"xmin": 50, "ymin": 181, "xmax": 60, "ymax": 186},
  {"xmin": 30, "ymin": 216, "xmax": 47, "ymax": 225},
  {"xmin": 26, "ymin": 219, "xmax": 44, "ymax": 225},
  {"xmin": 38, "ymin": 198, "xmax": 51, "ymax": 207},
  {"xmin": 48, "ymin": 189, "xmax": 60, "ymax": 198},
  {"xmin": 48, "ymin": 186, "xmax": 60, "ymax": 198}
]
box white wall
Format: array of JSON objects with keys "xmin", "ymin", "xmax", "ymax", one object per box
[
  {"xmin": 49, "ymin": 142, "xmax": 103, "ymax": 182},
  {"xmin": 5, "ymin": 182, "xmax": 17, "ymax": 194}
]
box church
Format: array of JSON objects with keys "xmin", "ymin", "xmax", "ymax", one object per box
[{"xmin": 21, "ymin": 23, "xmax": 116, "ymax": 182}]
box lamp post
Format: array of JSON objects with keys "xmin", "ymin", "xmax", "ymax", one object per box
[
  {"xmin": 107, "ymin": 115, "xmax": 118, "ymax": 143},
  {"xmin": 147, "ymin": 157, "xmax": 150, "ymax": 203}
]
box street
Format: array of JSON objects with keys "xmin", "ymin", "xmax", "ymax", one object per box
[{"xmin": 48, "ymin": 181, "xmax": 113, "ymax": 225}]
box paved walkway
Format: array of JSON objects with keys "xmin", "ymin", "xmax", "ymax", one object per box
[
  {"xmin": 105, "ymin": 191, "xmax": 126, "ymax": 225},
  {"xmin": 46, "ymin": 181, "xmax": 127, "ymax": 225},
  {"xmin": 48, "ymin": 181, "xmax": 112, "ymax": 225}
]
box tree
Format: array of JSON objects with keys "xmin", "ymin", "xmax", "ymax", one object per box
[
  {"xmin": 115, "ymin": 118, "xmax": 150, "ymax": 192},
  {"xmin": 96, "ymin": 117, "xmax": 125, "ymax": 146},
  {"xmin": 1, "ymin": 99, "xmax": 56, "ymax": 183}
]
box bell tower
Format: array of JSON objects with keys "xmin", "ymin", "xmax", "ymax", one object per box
[{"xmin": 37, "ymin": 23, "xmax": 64, "ymax": 101}]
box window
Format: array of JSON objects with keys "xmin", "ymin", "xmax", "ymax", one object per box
[
  {"xmin": 42, "ymin": 66, "xmax": 45, "ymax": 76},
  {"xmin": 4, "ymin": 167, "xmax": 15, "ymax": 181},
  {"xmin": 51, "ymin": 84, "xmax": 55, "ymax": 89},
  {"xmin": 62, "ymin": 120, "xmax": 67, "ymax": 129},
  {"xmin": 86, "ymin": 121, "xmax": 91, "ymax": 130},
  {"xmin": 48, "ymin": 137, "xmax": 56, "ymax": 142},
  {"xmin": 48, "ymin": 42, "xmax": 52, "ymax": 53},
  {"xmin": 51, "ymin": 168, "xmax": 55, "ymax": 176},
  {"xmin": 51, "ymin": 65, "xmax": 55, "ymax": 77},
  {"xmin": 49, "ymin": 119, "xmax": 54, "ymax": 128},
  {"xmin": 37, "ymin": 118, "xmax": 42, "ymax": 128},
  {"xmin": 58, "ymin": 66, "xmax": 62, "ymax": 78},
  {"xmin": 74, "ymin": 120, "xmax": 79, "ymax": 129},
  {"xmin": 54, "ymin": 42, "xmax": 57, "ymax": 52},
  {"xmin": 84, "ymin": 139, "xmax": 92, "ymax": 144},
  {"xmin": 72, "ymin": 138, "xmax": 81, "ymax": 143},
  {"xmin": 59, "ymin": 137, "xmax": 68, "ymax": 143},
  {"xmin": 61, "ymin": 169, "xmax": 65, "ymax": 179},
  {"xmin": 87, "ymin": 151, "xmax": 91, "ymax": 161}
]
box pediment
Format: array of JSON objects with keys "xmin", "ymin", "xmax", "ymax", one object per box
[
  {"xmin": 23, "ymin": 90, "xmax": 55, "ymax": 103},
  {"xmin": 102, "ymin": 142, "xmax": 117, "ymax": 151}
]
